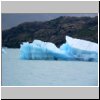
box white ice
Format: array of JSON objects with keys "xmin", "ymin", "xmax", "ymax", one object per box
[{"xmin": 65, "ymin": 36, "xmax": 98, "ymax": 52}]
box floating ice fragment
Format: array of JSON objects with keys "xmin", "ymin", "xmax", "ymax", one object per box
[{"xmin": 2, "ymin": 48, "xmax": 6, "ymax": 54}]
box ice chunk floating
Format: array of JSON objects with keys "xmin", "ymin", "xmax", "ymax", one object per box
[
  {"xmin": 20, "ymin": 36, "xmax": 98, "ymax": 61},
  {"xmin": 2, "ymin": 48, "xmax": 6, "ymax": 54}
]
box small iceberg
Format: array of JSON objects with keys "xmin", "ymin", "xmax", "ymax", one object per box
[
  {"xmin": 20, "ymin": 36, "xmax": 98, "ymax": 62},
  {"xmin": 2, "ymin": 48, "xmax": 6, "ymax": 54}
]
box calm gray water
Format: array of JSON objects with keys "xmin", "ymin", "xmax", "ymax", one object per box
[{"xmin": 2, "ymin": 49, "xmax": 98, "ymax": 86}]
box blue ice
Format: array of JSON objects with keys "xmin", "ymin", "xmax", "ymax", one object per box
[
  {"xmin": 20, "ymin": 36, "xmax": 98, "ymax": 62},
  {"xmin": 2, "ymin": 48, "xmax": 6, "ymax": 54}
]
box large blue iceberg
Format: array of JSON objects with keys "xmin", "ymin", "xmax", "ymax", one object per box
[{"xmin": 20, "ymin": 36, "xmax": 98, "ymax": 61}]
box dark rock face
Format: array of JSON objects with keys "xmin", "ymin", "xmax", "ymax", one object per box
[{"xmin": 2, "ymin": 16, "xmax": 98, "ymax": 48}]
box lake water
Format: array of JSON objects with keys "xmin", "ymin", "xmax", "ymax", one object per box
[{"xmin": 2, "ymin": 49, "xmax": 98, "ymax": 86}]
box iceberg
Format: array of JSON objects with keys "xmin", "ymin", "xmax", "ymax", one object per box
[
  {"xmin": 65, "ymin": 36, "xmax": 98, "ymax": 52},
  {"xmin": 20, "ymin": 40, "xmax": 67, "ymax": 60},
  {"xmin": 2, "ymin": 48, "xmax": 6, "ymax": 54},
  {"xmin": 59, "ymin": 36, "xmax": 98, "ymax": 61},
  {"xmin": 20, "ymin": 36, "xmax": 98, "ymax": 61}
]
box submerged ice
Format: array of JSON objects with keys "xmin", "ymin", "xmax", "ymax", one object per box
[{"xmin": 20, "ymin": 36, "xmax": 98, "ymax": 61}]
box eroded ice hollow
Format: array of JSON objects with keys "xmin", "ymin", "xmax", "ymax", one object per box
[{"xmin": 20, "ymin": 36, "xmax": 98, "ymax": 61}]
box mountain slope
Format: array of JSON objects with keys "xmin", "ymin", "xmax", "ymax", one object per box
[{"xmin": 2, "ymin": 16, "xmax": 98, "ymax": 48}]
